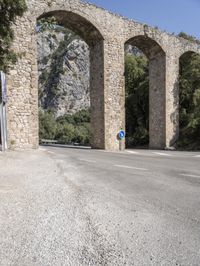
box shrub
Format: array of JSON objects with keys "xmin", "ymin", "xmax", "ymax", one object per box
[
  {"xmin": 39, "ymin": 110, "xmax": 57, "ymax": 141},
  {"xmin": 39, "ymin": 109, "xmax": 91, "ymax": 145}
]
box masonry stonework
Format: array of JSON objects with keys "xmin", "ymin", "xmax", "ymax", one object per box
[{"xmin": 6, "ymin": 0, "xmax": 200, "ymax": 150}]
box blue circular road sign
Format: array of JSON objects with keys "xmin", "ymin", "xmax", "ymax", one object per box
[{"xmin": 118, "ymin": 130, "xmax": 125, "ymax": 139}]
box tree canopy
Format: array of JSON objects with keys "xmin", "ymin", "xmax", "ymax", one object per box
[
  {"xmin": 178, "ymin": 52, "xmax": 200, "ymax": 149},
  {"xmin": 0, "ymin": 0, "xmax": 27, "ymax": 71},
  {"xmin": 125, "ymin": 53, "xmax": 149, "ymax": 148}
]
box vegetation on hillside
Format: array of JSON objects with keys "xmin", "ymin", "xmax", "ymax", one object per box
[
  {"xmin": 178, "ymin": 52, "xmax": 200, "ymax": 149},
  {"xmin": 39, "ymin": 109, "xmax": 91, "ymax": 145},
  {"xmin": 0, "ymin": 0, "xmax": 27, "ymax": 71},
  {"xmin": 125, "ymin": 53, "xmax": 149, "ymax": 148}
]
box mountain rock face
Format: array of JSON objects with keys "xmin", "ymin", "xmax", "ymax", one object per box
[
  {"xmin": 37, "ymin": 27, "xmax": 137, "ymax": 118},
  {"xmin": 37, "ymin": 28, "xmax": 90, "ymax": 117}
]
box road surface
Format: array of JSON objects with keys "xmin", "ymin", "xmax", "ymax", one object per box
[{"xmin": 0, "ymin": 146, "xmax": 200, "ymax": 265}]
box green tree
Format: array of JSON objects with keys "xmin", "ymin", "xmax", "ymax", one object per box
[
  {"xmin": 55, "ymin": 123, "xmax": 75, "ymax": 144},
  {"xmin": 178, "ymin": 52, "xmax": 200, "ymax": 149},
  {"xmin": 125, "ymin": 53, "xmax": 149, "ymax": 148},
  {"xmin": 56, "ymin": 109, "xmax": 91, "ymax": 145},
  {"xmin": 176, "ymin": 32, "xmax": 200, "ymax": 149},
  {"xmin": 39, "ymin": 110, "xmax": 57, "ymax": 141},
  {"xmin": 74, "ymin": 123, "xmax": 91, "ymax": 145},
  {"xmin": 39, "ymin": 109, "xmax": 91, "ymax": 145},
  {"xmin": 56, "ymin": 109, "xmax": 91, "ymax": 125},
  {"xmin": 0, "ymin": 0, "xmax": 27, "ymax": 71}
]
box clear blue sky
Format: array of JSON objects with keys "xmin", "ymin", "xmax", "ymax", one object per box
[{"xmin": 86, "ymin": 0, "xmax": 200, "ymax": 38}]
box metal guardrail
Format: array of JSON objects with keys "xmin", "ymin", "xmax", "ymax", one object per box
[{"xmin": 41, "ymin": 139, "xmax": 58, "ymax": 144}]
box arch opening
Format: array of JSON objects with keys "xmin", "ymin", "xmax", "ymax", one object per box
[
  {"xmin": 36, "ymin": 11, "xmax": 105, "ymax": 148},
  {"xmin": 124, "ymin": 44, "xmax": 149, "ymax": 148},
  {"xmin": 124, "ymin": 36, "xmax": 166, "ymax": 149},
  {"xmin": 177, "ymin": 51, "xmax": 200, "ymax": 150}
]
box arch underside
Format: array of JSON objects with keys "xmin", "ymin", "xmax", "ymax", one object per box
[
  {"xmin": 38, "ymin": 10, "xmax": 104, "ymax": 46},
  {"xmin": 126, "ymin": 35, "xmax": 165, "ymax": 59}
]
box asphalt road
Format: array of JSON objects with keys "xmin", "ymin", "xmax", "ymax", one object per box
[{"xmin": 0, "ymin": 146, "xmax": 200, "ymax": 265}]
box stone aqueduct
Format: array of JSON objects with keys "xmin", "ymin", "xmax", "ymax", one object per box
[{"xmin": 6, "ymin": 0, "xmax": 200, "ymax": 151}]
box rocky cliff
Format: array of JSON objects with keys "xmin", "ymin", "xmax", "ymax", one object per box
[
  {"xmin": 37, "ymin": 27, "xmax": 90, "ymax": 117},
  {"xmin": 37, "ymin": 26, "xmax": 137, "ymax": 118}
]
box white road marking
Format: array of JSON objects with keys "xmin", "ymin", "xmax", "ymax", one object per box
[
  {"xmin": 126, "ymin": 151, "xmax": 139, "ymax": 154},
  {"xmin": 153, "ymin": 152, "xmax": 172, "ymax": 157},
  {"xmin": 180, "ymin": 174, "xmax": 200, "ymax": 178},
  {"xmin": 194, "ymin": 155, "xmax": 200, "ymax": 158},
  {"xmin": 79, "ymin": 159, "xmax": 96, "ymax": 163},
  {"xmin": 114, "ymin": 165, "xmax": 148, "ymax": 171}
]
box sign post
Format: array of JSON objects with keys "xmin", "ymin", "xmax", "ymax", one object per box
[
  {"xmin": 0, "ymin": 71, "xmax": 8, "ymax": 151},
  {"xmin": 118, "ymin": 130, "xmax": 125, "ymax": 151}
]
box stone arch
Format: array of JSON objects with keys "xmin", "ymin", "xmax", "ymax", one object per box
[
  {"xmin": 179, "ymin": 50, "xmax": 198, "ymax": 59},
  {"xmin": 37, "ymin": 10, "xmax": 104, "ymax": 46},
  {"xmin": 36, "ymin": 10, "xmax": 105, "ymax": 149},
  {"xmin": 125, "ymin": 35, "xmax": 166, "ymax": 149},
  {"xmin": 125, "ymin": 35, "xmax": 165, "ymax": 59}
]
